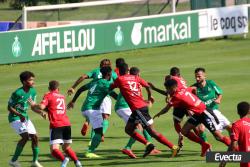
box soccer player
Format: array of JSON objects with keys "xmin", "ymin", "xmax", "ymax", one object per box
[
  {"xmin": 111, "ymin": 63, "xmax": 179, "ymax": 158},
  {"xmin": 220, "ymin": 101, "xmax": 250, "ymax": 167},
  {"xmin": 29, "ymin": 80, "xmax": 82, "ymax": 167},
  {"xmin": 8, "ymin": 71, "xmax": 44, "ymax": 167},
  {"xmin": 67, "ymin": 59, "xmax": 117, "ymax": 138},
  {"xmin": 115, "ymin": 67, "xmax": 161, "ymax": 158},
  {"xmin": 68, "ymin": 66, "xmax": 115, "ymax": 158},
  {"xmin": 149, "ymin": 67, "xmax": 206, "ymax": 148},
  {"xmin": 154, "ymin": 79, "xmax": 232, "ymax": 156},
  {"xmin": 114, "ymin": 58, "xmax": 125, "ymax": 76},
  {"xmin": 192, "ymin": 67, "xmax": 231, "ymax": 145}
]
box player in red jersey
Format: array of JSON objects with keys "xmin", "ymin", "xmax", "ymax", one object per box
[
  {"xmin": 114, "ymin": 58, "xmax": 125, "ymax": 76},
  {"xmin": 29, "ymin": 81, "xmax": 82, "ymax": 167},
  {"xmin": 110, "ymin": 63, "xmax": 179, "ymax": 158},
  {"xmin": 150, "ymin": 67, "xmax": 204, "ymax": 148},
  {"xmin": 154, "ymin": 79, "xmax": 232, "ymax": 156},
  {"xmin": 220, "ymin": 101, "xmax": 250, "ymax": 167}
]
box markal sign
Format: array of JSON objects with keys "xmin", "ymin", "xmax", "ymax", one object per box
[{"xmin": 131, "ymin": 16, "xmax": 192, "ymax": 46}]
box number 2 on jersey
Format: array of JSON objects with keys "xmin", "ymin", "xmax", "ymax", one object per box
[{"xmin": 56, "ymin": 98, "xmax": 65, "ymax": 114}]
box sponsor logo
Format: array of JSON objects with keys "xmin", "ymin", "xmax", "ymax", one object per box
[
  {"xmin": 206, "ymin": 152, "xmax": 250, "ymax": 163},
  {"xmin": 12, "ymin": 36, "xmax": 22, "ymax": 57},
  {"xmin": 114, "ymin": 25, "xmax": 124, "ymax": 46},
  {"xmin": 32, "ymin": 28, "xmax": 95, "ymax": 56}
]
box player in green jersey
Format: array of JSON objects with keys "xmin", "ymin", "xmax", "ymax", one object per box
[
  {"xmin": 192, "ymin": 67, "xmax": 231, "ymax": 145},
  {"xmin": 68, "ymin": 66, "xmax": 116, "ymax": 158},
  {"xmin": 8, "ymin": 71, "xmax": 46, "ymax": 167},
  {"xmin": 67, "ymin": 59, "xmax": 117, "ymax": 140}
]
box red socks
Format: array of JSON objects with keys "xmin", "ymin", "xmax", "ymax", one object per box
[
  {"xmin": 65, "ymin": 148, "xmax": 78, "ymax": 162},
  {"xmin": 221, "ymin": 136, "xmax": 231, "ymax": 146},
  {"xmin": 174, "ymin": 122, "xmax": 181, "ymax": 133},
  {"xmin": 51, "ymin": 149, "xmax": 65, "ymax": 161},
  {"xmin": 156, "ymin": 133, "xmax": 174, "ymax": 149},
  {"xmin": 131, "ymin": 132, "xmax": 148, "ymax": 145},
  {"xmin": 186, "ymin": 132, "xmax": 203, "ymax": 144}
]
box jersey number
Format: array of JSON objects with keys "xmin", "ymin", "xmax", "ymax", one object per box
[
  {"xmin": 128, "ymin": 81, "xmax": 138, "ymax": 91},
  {"xmin": 56, "ymin": 98, "xmax": 65, "ymax": 114},
  {"xmin": 185, "ymin": 92, "xmax": 195, "ymax": 102}
]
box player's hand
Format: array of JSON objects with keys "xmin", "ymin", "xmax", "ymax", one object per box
[
  {"xmin": 148, "ymin": 82, "xmax": 155, "ymax": 89},
  {"xmin": 219, "ymin": 161, "xmax": 226, "ymax": 167},
  {"xmin": 214, "ymin": 98, "xmax": 221, "ymax": 104},
  {"xmin": 67, "ymin": 88, "xmax": 75, "ymax": 96},
  {"xmin": 153, "ymin": 113, "xmax": 161, "ymax": 119},
  {"xmin": 40, "ymin": 112, "xmax": 47, "ymax": 120},
  {"xmin": 19, "ymin": 115, "xmax": 25, "ymax": 122},
  {"xmin": 67, "ymin": 101, "xmax": 74, "ymax": 109},
  {"xmin": 27, "ymin": 98, "xmax": 36, "ymax": 106}
]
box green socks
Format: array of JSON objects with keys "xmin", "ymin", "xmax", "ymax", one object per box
[
  {"xmin": 102, "ymin": 119, "xmax": 109, "ymax": 134},
  {"xmin": 32, "ymin": 146, "xmax": 40, "ymax": 162},
  {"xmin": 88, "ymin": 133, "xmax": 102, "ymax": 152},
  {"xmin": 143, "ymin": 130, "xmax": 152, "ymax": 142},
  {"xmin": 12, "ymin": 144, "xmax": 24, "ymax": 162},
  {"xmin": 199, "ymin": 131, "xmax": 208, "ymax": 142}
]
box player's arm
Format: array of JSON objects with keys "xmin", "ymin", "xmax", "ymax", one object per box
[
  {"xmin": 211, "ymin": 80, "xmax": 223, "ymax": 104},
  {"xmin": 67, "ymin": 83, "xmax": 90, "ymax": 109},
  {"xmin": 67, "ymin": 74, "xmax": 89, "ymax": 96},
  {"xmin": 109, "ymin": 91, "xmax": 118, "ymax": 100},
  {"xmin": 153, "ymin": 103, "xmax": 172, "ymax": 119},
  {"xmin": 148, "ymin": 82, "xmax": 168, "ymax": 96},
  {"xmin": 7, "ymin": 93, "xmax": 26, "ymax": 122},
  {"xmin": 214, "ymin": 94, "xmax": 222, "ymax": 104},
  {"xmin": 27, "ymin": 98, "xmax": 47, "ymax": 119}
]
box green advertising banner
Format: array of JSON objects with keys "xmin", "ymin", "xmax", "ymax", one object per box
[{"xmin": 0, "ymin": 13, "xmax": 199, "ymax": 64}]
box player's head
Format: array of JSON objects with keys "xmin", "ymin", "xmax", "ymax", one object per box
[
  {"xmin": 194, "ymin": 67, "xmax": 206, "ymax": 84},
  {"xmin": 100, "ymin": 59, "xmax": 111, "ymax": 68},
  {"xmin": 164, "ymin": 79, "xmax": 178, "ymax": 94},
  {"xmin": 100, "ymin": 66, "xmax": 112, "ymax": 79},
  {"xmin": 116, "ymin": 58, "xmax": 125, "ymax": 68},
  {"xmin": 119, "ymin": 63, "xmax": 129, "ymax": 76},
  {"xmin": 170, "ymin": 67, "xmax": 180, "ymax": 76},
  {"xmin": 165, "ymin": 75, "xmax": 172, "ymax": 82},
  {"xmin": 19, "ymin": 71, "xmax": 35, "ymax": 87},
  {"xmin": 49, "ymin": 80, "xmax": 59, "ymax": 91},
  {"xmin": 130, "ymin": 67, "xmax": 140, "ymax": 76},
  {"xmin": 237, "ymin": 101, "xmax": 250, "ymax": 118}
]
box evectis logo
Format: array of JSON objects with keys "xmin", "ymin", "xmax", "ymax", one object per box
[{"xmin": 131, "ymin": 16, "xmax": 192, "ymax": 46}]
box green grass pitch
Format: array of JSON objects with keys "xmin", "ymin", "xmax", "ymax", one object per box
[{"xmin": 0, "ymin": 35, "xmax": 250, "ymax": 167}]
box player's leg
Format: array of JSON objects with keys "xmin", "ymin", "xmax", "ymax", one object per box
[
  {"xmin": 116, "ymin": 108, "xmax": 137, "ymax": 158},
  {"xmin": 213, "ymin": 109, "xmax": 232, "ymax": 135},
  {"xmin": 9, "ymin": 120, "xmax": 29, "ymax": 166},
  {"xmin": 195, "ymin": 124, "xmax": 208, "ymax": 142},
  {"xmin": 202, "ymin": 110, "xmax": 231, "ymax": 146},
  {"xmin": 27, "ymin": 120, "xmax": 43, "ymax": 167},
  {"xmin": 100, "ymin": 96, "xmax": 112, "ymax": 138},
  {"xmin": 81, "ymin": 118, "xmax": 90, "ymax": 136},
  {"xmin": 182, "ymin": 115, "xmax": 211, "ymax": 157},
  {"xmin": 84, "ymin": 110, "xmax": 103, "ymax": 158},
  {"xmin": 62, "ymin": 126, "xmax": 82, "ymax": 167}
]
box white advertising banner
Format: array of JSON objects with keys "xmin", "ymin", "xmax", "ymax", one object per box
[{"xmin": 199, "ymin": 5, "xmax": 248, "ymax": 39}]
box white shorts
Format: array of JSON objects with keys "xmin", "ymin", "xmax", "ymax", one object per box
[
  {"xmin": 82, "ymin": 110, "xmax": 103, "ymax": 129},
  {"xmin": 213, "ymin": 109, "xmax": 231, "ymax": 131},
  {"xmin": 100, "ymin": 96, "xmax": 112, "ymax": 115},
  {"xmin": 10, "ymin": 119, "xmax": 37, "ymax": 135},
  {"xmin": 116, "ymin": 108, "xmax": 132, "ymax": 123}
]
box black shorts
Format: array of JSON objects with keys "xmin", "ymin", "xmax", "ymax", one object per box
[
  {"xmin": 50, "ymin": 126, "xmax": 72, "ymax": 145},
  {"xmin": 128, "ymin": 107, "xmax": 153, "ymax": 128},
  {"xmin": 187, "ymin": 110, "xmax": 217, "ymax": 132},
  {"xmin": 173, "ymin": 107, "xmax": 188, "ymax": 122}
]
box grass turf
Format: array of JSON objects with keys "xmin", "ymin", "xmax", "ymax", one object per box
[{"xmin": 1, "ymin": 35, "xmax": 249, "ymax": 167}]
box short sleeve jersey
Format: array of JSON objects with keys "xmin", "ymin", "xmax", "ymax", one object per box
[
  {"xmin": 171, "ymin": 76, "xmax": 187, "ymax": 91},
  {"xmin": 40, "ymin": 90, "xmax": 70, "ymax": 129},
  {"xmin": 169, "ymin": 89, "xmax": 206, "ymax": 115},
  {"xmin": 114, "ymin": 93, "xmax": 129, "ymax": 111},
  {"xmin": 82, "ymin": 79, "xmax": 111, "ymax": 111},
  {"xmin": 86, "ymin": 67, "xmax": 118, "ymax": 84},
  {"xmin": 192, "ymin": 80, "xmax": 222, "ymax": 110},
  {"xmin": 8, "ymin": 87, "xmax": 37, "ymax": 123},
  {"xmin": 231, "ymin": 117, "xmax": 250, "ymax": 152},
  {"xmin": 111, "ymin": 74, "xmax": 149, "ymax": 111}
]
